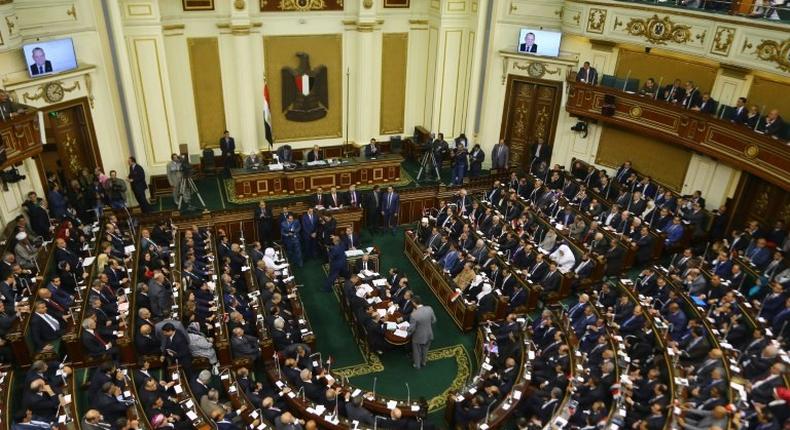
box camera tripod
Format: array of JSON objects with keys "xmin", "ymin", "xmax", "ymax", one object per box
[
  {"xmin": 175, "ymin": 176, "xmax": 206, "ymax": 212},
  {"xmin": 415, "ymin": 150, "xmax": 441, "ymax": 185}
]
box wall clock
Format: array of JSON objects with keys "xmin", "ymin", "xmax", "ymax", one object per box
[
  {"xmin": 44, "ymin": 82, "xmax": 64, "ymax": 103},
  {"xmin": 527, "ymin": 62, "xmax": 546, "ymax": 78}
]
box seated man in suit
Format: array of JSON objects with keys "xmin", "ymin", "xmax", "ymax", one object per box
[
  {"xmin": 575, "ymin": 61, "xmax": 598, "ymax": 85},
  {"xmin": 691, "ymin": 93, "xmax": 716, "ymax": 114},
  {"xmin": 306, "ymin": 145, "xmax": 323, "ymax": 162},
  {"xmin": 364, "ymin": 138, "xmax": 380, "ymax": 158},
  {"xmin": 81, "ymin": 317, "xmax": 119, "ymax": 358},
  {"xmin": 231, "ymin": 326, "xmax": 261, "ymax": 361},
  {"xmin": 341, "ymin": 226, "xmax": 360, "ymax": 251},
  {"xmin": 729, "ymin": 97, "xmax": 748, "ymax": 124},
  {"xmin": 760, "ymin": 109, "xmax": 785, "ymax": 138},
  {"xmin": 29, "ymin": 301, "xmax": 62, "ymax": 352},
  {"xmin": 275, "ymin": 144, "xmax": 293, "ymax": 163},
  {"xmin": 540, "ymin": 262, "xmax": 562, "ymax": 296}
]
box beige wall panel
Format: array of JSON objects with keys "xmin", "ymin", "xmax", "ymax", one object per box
[
  {"xmin": 748, "ymin": 77, "xmax": 790, "ymax": 118},
  {"xmin": 130, "ymin": 38, "xmax": 174, "ymax": 165},
  {"xmin": 596, "ymin": 125, "xmax": 691, "ymax": 191},
  {"xmin": 614, "ymin": 50, "xmax": 717, "ymax": 93},
  {"xmin": 437, "ymin": 29, "xmax": 463, "ymax": 134},
  {"xmin": 188, "ymin": 37, "xmax": 226, "ymax": 149},
  {"xmin": 380, "ymin": 33, "xmax": 408, "ymax": 135},
  {"xmin": 263, "ymin": 34, "xmax": 342, "ymax": 142}
]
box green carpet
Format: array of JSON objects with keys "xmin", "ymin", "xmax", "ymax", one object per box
[{"xmin": 292, "ymin": 228, "xmax": 477, "ymax": 422}]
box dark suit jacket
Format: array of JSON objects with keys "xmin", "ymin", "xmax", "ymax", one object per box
[
  {"xmin": 30, "ymin": 61, "xmax": 53, "ymax": 76},
  {"xmin": 762, "ymin": 116, "xmax": 785, "ymax": 138},
  {"xmin": 364, "ymin": 144, "xmax": 380, "ymax": 158},
  {"xmin": 220, "ymin": 137, "xmax": 236, "ymax": 154},
  {"xmin": 30, "ymin": 314, "xmax": 61, "ymax": 351},
  {"xmin": 382, "ymin": 192, "xmax": 399, "ymax": 215},
  {"xmin": 697, "ymin": 99, "xmax": 716, "ymax": 114},
  {"xmin": 576, "ymin": 67, "xmax": 598, "ymax": 85},
  {"xmin": 129, "ymin": 164, "xmax": 147, "ymax": 191},
  {"xmin": 730, "ymin": 106, "xmax": 748, "ymax": 124},
  {"xmin": 161, "ymin": 331, "xmax": 191, "ymax": 360},
  {"xmin": 519, "ymin": 43, "xmax": 538, "ymax": 53},
  {"xmin": 307, "ymin": 150, "xmax": 322, "ymax": 162}
]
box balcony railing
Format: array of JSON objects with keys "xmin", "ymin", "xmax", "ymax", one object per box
[
  {"xmin": 614, "ymin": 0, "xmax": 790, "ymax": 22},
  {"xmin": 0, "ymin": 111, "xmax": 43, "ymax": 170},
  {"xmin": 564, "ymin": 80, "xmax": 790, "ymax": 188}
]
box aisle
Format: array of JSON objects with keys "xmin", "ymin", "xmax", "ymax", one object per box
[{"xmin": 292, "ymin": 228, "xmax": 477, "ymax": 420}]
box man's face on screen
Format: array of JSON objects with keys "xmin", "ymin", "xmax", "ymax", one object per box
[{"xmin": 32, "ymin": 49, "xmax": 46, "ymax": 66}]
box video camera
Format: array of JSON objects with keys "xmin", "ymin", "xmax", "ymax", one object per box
[
  {"xmin": 0, "ymin": 166, "xmax": 26, "ymax": 184},
  {"xmin": 179, "ymin": 154, "xmax": 192, "ymax": 178}
]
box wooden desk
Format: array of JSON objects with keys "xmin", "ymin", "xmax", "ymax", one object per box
[{"xmin": 230, "ymin": 154, "xmax": 403, "ymax": 199}]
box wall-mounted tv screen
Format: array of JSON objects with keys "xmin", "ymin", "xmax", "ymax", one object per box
[
  {"xmin": 22, "ymin": 38, "xmax": 78, "ymax": 78},
  {"xmin": 517, "ymin": 28, "xmax": 562, "ymax": 57}
]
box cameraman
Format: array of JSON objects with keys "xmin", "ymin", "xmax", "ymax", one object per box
[
  {"xmin": 166, "ymin": 153, "xmax": 182, "ymax": 204},
  {"xmin": 106, "ymin": 170, "xmax": 127, "ymax": 209}
]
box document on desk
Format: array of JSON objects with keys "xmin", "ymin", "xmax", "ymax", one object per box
[
  {"xmin": 393, "ymin": 329, "xmax": 408, "ymax": 338},
  {"xmin": 346, "ymin": 249, "xmax": 364, "ymax": 257},
  {"xmin": 82, "ymin": 256, "xmax": 96, "ymax": 267}
]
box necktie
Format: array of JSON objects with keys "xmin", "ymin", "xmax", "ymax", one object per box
[
  {"xmin": 388, "ymin": 193, "xmax": 393, "ymax": 206},
  {"xmin": 39, "ymin": 65, "xmax": 43, "ymax": 74},
  {"xmin": 94, "ymin": 331, "xmax": 107, "ymax": 346},
  {"xmin": 42, "ymin": 313, "xmax": 59, "ymax": 331}
]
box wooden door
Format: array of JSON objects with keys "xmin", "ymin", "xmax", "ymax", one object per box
[{"xmin": 500, "ymin": 76, "xmax": 563, "ymax": 169}]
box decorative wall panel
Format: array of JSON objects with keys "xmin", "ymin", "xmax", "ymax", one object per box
[
  {"xmin": 383, "ymin": 0, "xmax": 410, "ymax": 7},
  {"xmin": 380, "ymin": 33, "xmax": 408, "ymax": 135},
  {"xmin": 260, "ymin": 0, "xmax": 343, "ymax": 12},
  {"xmin": 263, "ymin": 34, "xmax": 342, "ymax": 142},
  {"xmin": 614, "ymin": 49, "xmax": 718, "ymax": 93},
  {"xmin": 747, "ymin": 77, "xmax": 790, "ymax": 121},
  {"xmin": 596, "ymin": 125, "xmax": 691, "ymax": 191},
  {"xmin": 187, "ymin": 37, "xmax": 226, "ymax": 149},
  {"xmin": 182, "ymin": 0, "xmax": 214, "ymax": 10}
]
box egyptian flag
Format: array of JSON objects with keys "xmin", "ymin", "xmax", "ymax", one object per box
[
  {"xmin": 263, "ymin": 82, "xmax": 274, "ymax": 148},
  {"xmin": 295, "ymin": 74, "xmax": 312, "ymax": 96}
]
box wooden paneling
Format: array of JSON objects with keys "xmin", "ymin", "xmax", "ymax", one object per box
[
  {"xmin": 188, "ymin": 38, "xmax": 226, "ymax": 149},
  {"xmin": 0, "ymin": 111, "xmax": 42, "ymax": 170},
  {"xmin": 747, "ymin": 77, "xmax": 790, "ymax": 120},
  {"xmin": 731, "ymin": 173, "xmax": 790, "ymax": 232},
  {"xmin": 499, "ymin": 75, "xmax": 563, "ymax": 168},
  {"xmin": 596, "ymin": 125, "xmax": 691, "ymax": 191},
  {"xmin": 383, "ymin": 0, "xmax": 410, "ymax": 7},
  {"xmin": 565, "ymin": 81, "xmax": 790, "ymax": 189},
  {"xmin": 183, "ymin": 0, "xmax": 214, "ymax": 10},
  {"xmin": 380, "ymin": 33, "xmax": 408, "ymax": 135},
  {"xmin": 615, "ymin": 49, "xmax": 718, "ymax": 92}
]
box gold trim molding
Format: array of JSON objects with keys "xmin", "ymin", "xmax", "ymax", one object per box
[
  {"xmin": 753, "ymin": 39, "xmax": 790, "ymax": 72},
  {"xmin": 22, "ymin": 81, "xmax": 81, "ymax": 104},
  {"xmin": 625, "ymin": 14, "xmax": 692, "ymax": 45}
]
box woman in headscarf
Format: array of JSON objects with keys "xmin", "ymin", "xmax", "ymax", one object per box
[
  {"xmin": 453, "ymin": 262, "xmax": 477, "ymax": 291},
  {"xmin": 476, "ymin": 283, "xmax": 496, "ymax": 315},
  {"xmin": 187, "ymin": 321, "xmax": 218, "ymax": 367},
  {"xmin": 550, "ymin": 242, "xmax": 576, "ymax": 273},
  {"xmin": 263, "ymin": 247, "xmax": 288, "ymax": 274},
  {"xmin": 539, "ymin": 229, "xmax": 558, "ymax": 253}
]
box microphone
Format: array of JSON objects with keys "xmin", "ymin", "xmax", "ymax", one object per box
[
  {"xmin": 372, "ymin": 376, "xmax": 377, "ymax": 399},
  {"xmin": 405, "ymin": 382, "xmax": 410, "ymax": 405},
  {"xmin": 296, "ymin": 386, "xmax": 305, "ymax": 402},
  {"xmin": 484, "ymin": 399, "xmax": 497, "ymax": 424}
]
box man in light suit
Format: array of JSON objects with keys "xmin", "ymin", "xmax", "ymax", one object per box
[
  {"xmin": 381, "ymin": 186, "xmax": 399, "ymax": 235},
  {"xmin": 219, "ymin": 130, "xmax": 236, "ymax": 175},
  {"xmin": 575, "ymin": 61, "xmax": 598, "ymax": 85},
  {"xmin": 407, "ymin": 296, "xmax": 436, "ymax": 369},
  {"xmin": 491, "ymin": 139, "xmax": 510, "ymax": 171}
]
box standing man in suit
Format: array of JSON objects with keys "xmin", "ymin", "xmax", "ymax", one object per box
[
  {"xmin": 381, "ymin": 186, "xmax": 399, "ymax": 235},
  {"xmin": 575, "ymin": 61, "xmax": 598, "ymax": 85},
  {"xmin": 519, "ymin": 32, "xmax": 538, "ymax": 53},
  {"xmin": 325, "ymin": 236, "xmax": 349, "ymax": 292},
  {"xmin": 219, "ymin": 130, "xmax": 236, "ymax": 176},
  {"xmin": 530, "ymin": 138, "xmax": 550, "ymax": 171},
  {"xmin": 127, "ymin": 157, "xmax": 152, "ymax": 213},
  {"xmin": 407, "ymin": 296, "xmax": 436, "ymax": 369},
  {"xmin": 29, "ymin": 48, "xmax": 53, "ymax": 76},
  {"xmin": 255, "ymin": 200, "xmax": 273, "ymax": 245},
  {"xmin": 365, "ymin": 185, "xmax": 381, "ymax": 234},
  {"xmin": 345, "ymin": 184, "xmax": 361, "ymax": 209},
  {"xmin": 729, "ymin": 97, "xmax": 748, "ymax": 124},
  {"xmin": 300, "ymin": 207, "xmax": 319, "ymax": 259},
  {"xmin": 160, "ymin": 323, "xmax": 193, "ymax": 377},
  {"xmin": 491, "ymin": 139, "xmax": 510, "ymax": 171}
]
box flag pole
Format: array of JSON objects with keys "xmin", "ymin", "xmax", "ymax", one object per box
[{"xmin": 345, "ymin": 67, "xmax": 350, "ymax": 157}]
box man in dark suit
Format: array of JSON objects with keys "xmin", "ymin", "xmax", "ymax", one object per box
[
  {"xmin": 324, "ymin": 236, "xmax": 349, "ymax": 292},
  {"xmin": 127, "ymin": 157, "xmax": 152, "ymax": 212},
  {"xmin": 300, "ymin": 207, "xmax": 319, "ymax": 259},
  {"xmin": 530, "ymin": 138, "xmax": 550, "ymax": 170},
  {"xmin": 729, "ymin": 97, "xmax": 748, "ymax": 124},
  {"xmin": 540, "ymin": 262, "xmax": 562, "ymax": 296},
  {"xmin": 491, "ymin": 139, "xmax": 510, "ymax": 171},
  {"xmin": 519, "ymin": 32, "xmax": 538, "ymax": 53},
  {"xmin": 219, "ymin": 130, "xmax": 236, "ymax": 175},
  {"xmin": 692, "ymin": 93, "xmax": 716, "ymax": 114},
  {"xmin": 29, "ymin": 48, "xmax": 53, "ymax": 76},
  {"xmin": 311, "ymin": 187, "xmax": 326, "ymax": 208},
  {"xmin": 29, "ymin": 301, "xmax": 61, "ymax": 352},
  {"xmin": 345, "ymin": 184, "xmax": 361, "ymax": 209},
  {"xmin": 681, "ymin": 81, "xmax": 701, "ymax": 109},
  {"xmin": 365, "ymin": 185, "xmax": 381, "ymax": 233},
  {"xmin": 306, "ymin": 145, "xmax": 322, "ymax": 162},
  {"xmin": 575, "ymin": 61, "xmax": 598, "ymax": 85},
  {"xmin": 275, "ymin": 144, "xmax": 293, "ymax": 163},
  {"xmin": 364, "ymin": 138, "xmax": 380, "ymax": 158},
  {"xmin": 662, "ymin": 79, "xmax": 685, "ymax": 103},
  {"xmin": 0, "ymin": 90, "xmax": 28, "ymax": 121},
  {"xmin": 615, "ymin": 160, "xmax": 633, "ymax": 184},
  {"xmin": 761, "ymin": 109, "xmax": 785, "ymax": 138},
  {"xmin": 160, "ymin": 323, "xmax": 193, "ymax": 376},
  {"xmin": 381, "ymin": 186, "xmax": 399, "ymax": 235},
  {"xmin": 341, "ymin": 226, "xmax": 359, "ymax": 251}
]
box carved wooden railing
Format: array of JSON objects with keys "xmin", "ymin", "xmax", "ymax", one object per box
[
  {"xmin": 0, "ymin": 111, "xmax": 43, "ymax": 170},
  {"xmin": 565, "ymin": 80, "xmax": 790, "ymax": 189}
]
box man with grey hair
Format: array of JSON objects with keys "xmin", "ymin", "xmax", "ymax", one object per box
[
  {"xmin": 81, "ymin": 317, "xmax": 118, "ymax": 359},
  {"xmin": 407, "ymin": 295, "xmax": 436, "ymax": 369}
]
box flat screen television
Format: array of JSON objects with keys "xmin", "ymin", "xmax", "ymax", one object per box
[
  {"xmin": 517, "ymin": 28, "xmax": 562, "ymax": 57},
  {"xmin": 22, "ymin": 38, "xmax": 78, "ymax": 78}
]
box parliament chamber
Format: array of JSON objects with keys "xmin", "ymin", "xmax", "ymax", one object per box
[{"xmin": 0, "ymin": 0, "xmax": 788, "ymax": 429}]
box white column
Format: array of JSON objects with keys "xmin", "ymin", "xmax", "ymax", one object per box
[{"xmin": 233, "ymin": 31, "xmax": 259, "ymax": 154}]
